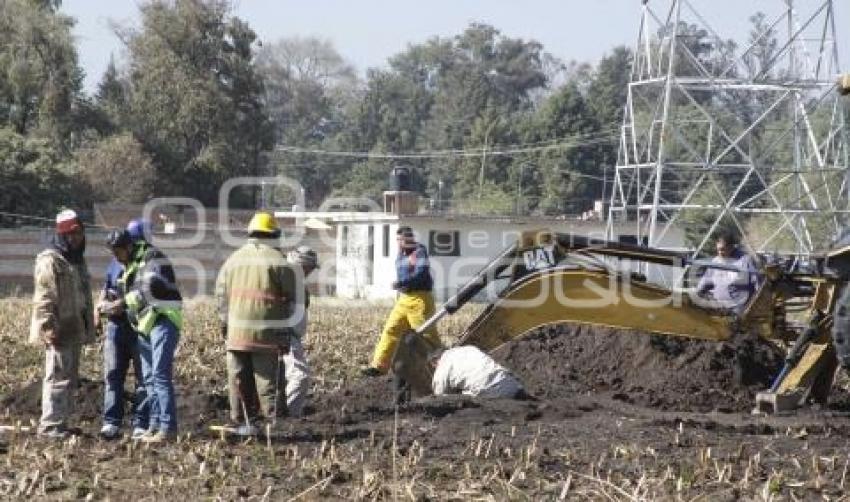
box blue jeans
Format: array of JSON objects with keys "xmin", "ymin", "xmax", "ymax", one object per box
[
  {"xmin": 138, "ymin": 318, "xmax": 179, "ymax": 433},
  {"xmin": 103, "ymin": 321, "xmax": 149, "ymax": 429}
]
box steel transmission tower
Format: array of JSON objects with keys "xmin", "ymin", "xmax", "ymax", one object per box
[{"xmin": 606, "ymin": 0, "xmax": 849, "ymax": 257}]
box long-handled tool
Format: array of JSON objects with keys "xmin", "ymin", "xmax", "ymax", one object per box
[
  {"xmin": 272, "ymin": 348, "xmax": 286, "ymax": 428},
  {"xmin": 234, "ymin": 375, "xmax": 254, "ymax": 435}
]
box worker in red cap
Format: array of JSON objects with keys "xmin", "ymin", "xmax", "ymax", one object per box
[{"xmin": 29, "ymin": 209, "xmax": 96, "ymax": 438}]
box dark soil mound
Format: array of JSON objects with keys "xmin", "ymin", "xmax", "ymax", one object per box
[
  {"xmin": 494, "ymin": 324, "xmax": 785, "ymax": 412},
  {"xmin": 310, "ymin": 376, "xmax": 398, "ymax": 424},
  {"xmin": 2, "ymin": 378, "xmax": 103, "ymax": 423},
  {"xmin": 2, "ymin": 377, "xmax": 230, "ymax": 431}
]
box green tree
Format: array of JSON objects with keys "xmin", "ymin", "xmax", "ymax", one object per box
[
  {"xmin": 420, "ymin": 24, "xmax": 548, "ymax": 202},
  {"xmin": 0, "ymin": 127, "xmax": 80, "ymax": 222},
  {"xmin": 0, "ymin": 0, "xmax": 82, "ymax": 149},
  {"xmin": 76, "ymin": 133, "xmax": 156, "ymax": 204},
  {"xmin": 257, "ymin": 36, "xmax": 358, "ymax": 206},
  {"xmin": 122, "ymin": 0, "xmax": 273, "ymax": 205},
  {"xmin": 529, "ymin": 81, "xmax": 602, "ymax": 214},
  {"xmin": 91, "ymin": 56, "xmax": 129, "ymax": 135}
]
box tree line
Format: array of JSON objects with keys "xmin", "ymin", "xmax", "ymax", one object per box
[
  {"xmin": 0, "ymin": 0, "xmax": 633, "ymax": 223},
  {"xmin": 3, "ymin": 0, "xmax": 842, "ymax": 230}
]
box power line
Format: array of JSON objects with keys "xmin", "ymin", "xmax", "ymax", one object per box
[{"xmin": 274, "ymin": 131, "xmax": 619, "ymax": 159}]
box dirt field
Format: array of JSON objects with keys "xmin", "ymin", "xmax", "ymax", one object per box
[{"xmin": 4, "ymin": 297, "xmax": 850, "ymax": 500}]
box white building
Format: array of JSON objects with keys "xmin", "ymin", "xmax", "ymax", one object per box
[{"xmin": 279, "ymin": 206, "xmax": 685, "ymax": 301}]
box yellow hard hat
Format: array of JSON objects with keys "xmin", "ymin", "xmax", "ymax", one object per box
[{"xmin": 248, "ymin": 212, "xmax": 280, "ymax": 235}]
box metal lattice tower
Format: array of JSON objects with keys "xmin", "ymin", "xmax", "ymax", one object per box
[{"xmin": 606, "ymin": 0, "xmax": 848, "ymax": 258}]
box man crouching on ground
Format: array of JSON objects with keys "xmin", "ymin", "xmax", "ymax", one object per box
[{"xmin": 430, "ymin": 345, "xmax": 532, "ymax": 399}]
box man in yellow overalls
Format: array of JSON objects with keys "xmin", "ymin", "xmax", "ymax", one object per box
[{"xmin": 363, "ymin": 226, "xmax": 442, "ymax": 376}]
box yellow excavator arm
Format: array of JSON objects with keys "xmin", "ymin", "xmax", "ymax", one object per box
[{"xmin": 458, "ymin": 268, "xmax": 730, "ymax": 352}]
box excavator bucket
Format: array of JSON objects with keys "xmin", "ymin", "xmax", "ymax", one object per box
[{"xmin": 392, "ymin": 332, "xmax": 439, "ymax": 399}]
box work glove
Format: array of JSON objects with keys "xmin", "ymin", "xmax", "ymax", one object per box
[
  {"xmin": 99, "ymin": 299, "xmax": 125, "ymax": 317},
  {"xmin": 93, "ymin": 309, "xmax": 102, "ymax": 333},
  {"xmin": 42, "ymin": 328, "xmax": 58, "ymax": 346}
]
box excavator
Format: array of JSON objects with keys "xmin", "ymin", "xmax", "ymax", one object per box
[
  {"xmin": 392, "ymin": 229, "xmax": 850, "ymax": 414},
  {"xmin": 393, "ymin": 73, "xmax": 850, "ymax": 414}
]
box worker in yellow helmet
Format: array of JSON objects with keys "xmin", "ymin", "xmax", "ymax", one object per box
[{"xmin": 215, "ymin": 212, "xmax": 298, "ymax": 435}]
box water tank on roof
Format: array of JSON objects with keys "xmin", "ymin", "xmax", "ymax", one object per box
[{"xmin": 389, "ymin": 165, "xmax": 412, "ymax": 192}]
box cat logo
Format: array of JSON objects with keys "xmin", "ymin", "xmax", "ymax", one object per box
[{"xmin": 522, "ymin": 245, "xmax": 556, "ymax": 271}]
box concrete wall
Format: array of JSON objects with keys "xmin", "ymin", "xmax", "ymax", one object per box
[{"xmin": 0, "ymin": 228, "xmax": 336, "ymax": 297}]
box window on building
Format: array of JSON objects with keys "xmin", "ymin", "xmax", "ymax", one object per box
[
  {"xmin": 429, "ymin": 230, "xmax": 460, "ymax": 256},
  {"xmin": 341, "ymin": 225, "xmax": 349, "ymax": 256},
  {"xmin": 618, "ymin": 234, "xmax": 648, "ymax": 246},
  {"xmin": 382, "ymin": 224, "xmax": 390, "ymax": 257}
]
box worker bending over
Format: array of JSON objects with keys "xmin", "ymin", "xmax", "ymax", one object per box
[
  {"xmin": 363, "ymin": 226, "xmax": 442, "ymax": 376},
  {"xmin": 430, "ymin": 345, "xmax": 530, "ymax": 399},
  {"xmin": 103, "ymin": 220, "xmax": 183, "ymax": 443},
  {"xmin": 98, "ymin": 229, "xmax": 149, "ymax": 440}
]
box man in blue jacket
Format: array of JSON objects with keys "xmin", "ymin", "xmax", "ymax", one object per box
[
  {"xmin": 363, "ymin": 226, "xmax": 443, "ymax": 376},
  {"xmin": 97, "ymin": 229, "xmax": 149, "ymax": 440}
]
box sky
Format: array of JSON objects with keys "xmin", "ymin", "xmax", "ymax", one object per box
[{"xmin": 61, "ymin": 0, "xmax": 850, "ymax": 95}]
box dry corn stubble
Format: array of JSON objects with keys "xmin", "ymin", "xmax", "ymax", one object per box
[{"xmin": 2, "ymin": 296, "xmax": 850, "ymax": 499}]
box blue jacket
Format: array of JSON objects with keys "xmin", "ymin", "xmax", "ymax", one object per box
[
  {"xmin": 395, "ymin": 243, "xmax": 433, "ymax": 292},
  {"xmin": 103, "ymin": 258, "xmax": 129, "ymax": 324}
]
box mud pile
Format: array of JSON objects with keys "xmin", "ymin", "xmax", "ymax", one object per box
[
  {"xmin": 2, "ymin": 378, "xmax": 103, "ymax": 423},
  {"xmin": 1, "ymin": 378, "xmax": 230, "ymax": 430},
  {"xmin": 495, "ymin": 324, "xmax": 785, "ymax": 412}
]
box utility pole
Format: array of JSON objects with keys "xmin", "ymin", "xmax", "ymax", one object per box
[
  {"xmin": 515, "ymin": 164, "xmax": 529, "ymax": 215},
  {"xmin": 478, "ymin": 118, "xmax": 501, "ymax": 200}
]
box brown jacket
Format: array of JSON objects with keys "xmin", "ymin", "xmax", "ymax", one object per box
[
  {"xmin": 215, "ymin": 239, "xmax": 298, "ymax": 352},
  {"xmin": 29, "ymin": 249, "xmax": 95, "ymax": 345}
]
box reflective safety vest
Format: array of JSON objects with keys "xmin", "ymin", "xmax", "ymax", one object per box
[{"xmin": 119, "ymin": 242, "xmax": 183, "ymax": 335}]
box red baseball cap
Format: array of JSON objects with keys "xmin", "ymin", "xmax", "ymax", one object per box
[{"xmin": 56, "ymin": 209, "xmax": 82, "ymax": 234}]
